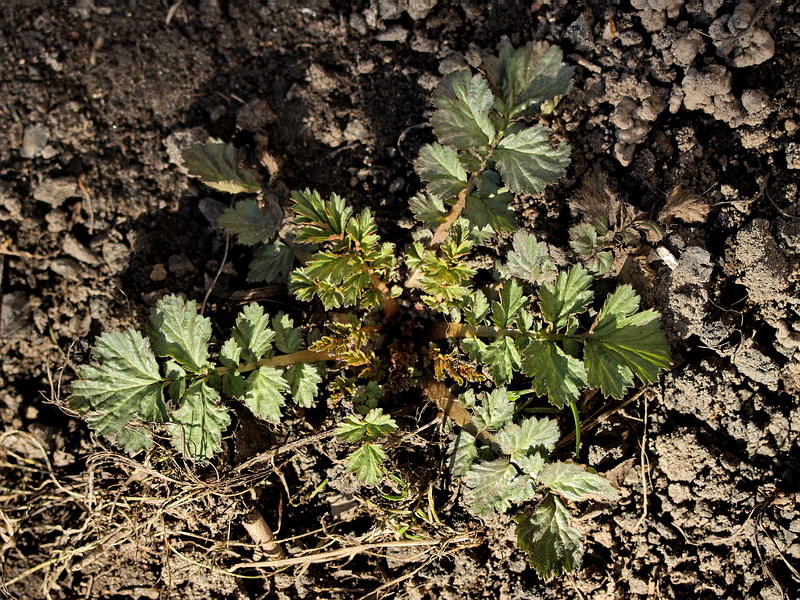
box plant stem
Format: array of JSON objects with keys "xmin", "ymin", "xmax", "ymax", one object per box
[
  {"xmin": 427, "ymin": 322, "xmax": 522, "ymax": 340},
  {"xmin": 569, "ymin": 401, "xmax": 581, "ymax": 459},
  {"xmin": 215, "ymin": 349, "xmax": 333, "ymax": 376}
]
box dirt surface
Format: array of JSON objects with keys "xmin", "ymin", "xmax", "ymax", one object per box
[{"xmin": 1, "ymin": 1, "xmax": 799, "ymax": 599}]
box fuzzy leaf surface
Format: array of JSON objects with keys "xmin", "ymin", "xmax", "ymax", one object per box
[
  {"xmin": 431, "ymin": 70, "xmax": 496, "ymax": 150},
  {"xmin": 483, "ymin": 336, "xmax": 522, "ymax": 385},
  {"xmin": 346, "ymin": 443, "xmax": 388, "ymax": 486},
  {"xmin": 496, "ymin": 417, "xmax": 560, "ymax": 458},
  {"xmin": 417, "ymin": 143, "xmax": 468, "ymax": 199},
  {"xmin": 335, "ymin": 408, "xmax": 398, "ymax": 443},
  {"xmin": 521, "ymin": 339, "xmax": 587, "ymax": 408},
  {"xmin": 218, "ymin": 199, "xmax": 279, "ymax": 246},
  {"xmin": 248, "ymin": 242, "xmax": 294, "ymax": 283},
  {"xmin": 68, "ymin": 330, "xmax": 166, "ymax": 439},
  {"xmin": 516, "ymin": 495, "xmax": 582, "ymax": 581},
  {"xmin": 464, "ymin": 458, "xmax": 534, "ymax": 516},
  {"xmin": 585, "ymin": 285, "xmax": 670, "ymax": 398},
  {"xmin": 271, "ymin": 312, "xmax": 303, "ymax": 354},
  {"xmin": 537, "ymin": 265, "xmax": 593, "ymax": 330},
  {"xmin": 146, "ymin": 295, "xmax": 211, "ymax": 373},
  {"xmin": 472, "ymin": 388, "xmax": 515, "ymax": 431},
  {"xmin": 169, "ymin": 380, "xmax": 230, "ymax": 460},
  {"xmin": 284, "ymin": 363, "xmax": 322, "ymax": 408},
  {"xmin": 498, "ymin": 231, "xmax": 556, "ymax": 284},
  {"xmin": 492, "ymin": 280, "xmax": 526, "ymax": 328},
  {"xmin": 233, "ymin": 302, "xmax": 275, "ymax": 363},
  {"xmin": 538, "ymin": 462, "xmax": 619, "ymax": 502},
  {"xmin": 449, "ymin": 431, "xmax": 478, "ymax": 477},
  {"xmin": 181, "ymin": 139, "xmax": 261, "ymax": 194},
  {"xmin": 409, "ymin": 193, "xmax": 447, "ymax": 227},
  {"xmin": 243, "ymin": 366, "xmax": 288, "ymax": 423},
  {"xmin": 493, "ymin": 125, "xmax": 570, "ymax": 196}
]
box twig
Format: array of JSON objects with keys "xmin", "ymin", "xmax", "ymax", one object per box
[
  {"xmin": 201, "ymin": 233, "xmax": 231, "ymax": 314},
  {"xmin": 633, "ymin": 393, "xmax": 650, "ymax": 531},
  {"xmin": 241, "ymin": 508, "xmax": 286, "ymax": 559}
]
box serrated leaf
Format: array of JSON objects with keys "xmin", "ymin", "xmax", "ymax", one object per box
[
  {"xmin": 497, "ymin": 416, "xmax": 560, "ymax": 457},
  {"xmin": 284, "ymin": 363, "xmax": 322, "ymax": 408},
  {"xmin": 449, "ymin": 431, "xmax": 478, "ymax": 477},
  {"xmin": 233, "ymin": 303, "xmax": 275, "ymax": 363},
  {"xmin": 473, "ymin": 388, "xmax": 515, "ymax": 431},
  {"xmin": 431, "ymin": 70, "xmax": 496, "ymax": 150},
  {"xmin": 409, "ymin": 193, "xmax": 447, "ymax": 226},
  {"xmin": 417, "ymin": 143, "xmax": 468, "ymax": 199},
  {"xmin": 147, "ymin": 295, "xmax": 211, "ymax": 373},
  {"xmin": 492, "ymin": 280, "xmax": 526, "ymax": 328},
  {"xmin": 243, "ymin": 366, "xmax": 288, "ymax": 423},
  {"xmin": 465, "ymin": 290, "xmax": 491, "ymax": 325},
  {"xmin": 111, "ymin": 426, "xmax": 155, "ymax": 455},
  {"xmin": 346, "ymin": 443, "xmax": 388, "ymax": 486},
  {"xmin": 68, "ymin": 330, "xmax": 166, "ymax": 440},
  {"xmin": 464, "ymin": 457, "xmax": 534, "ymax": 516},
  {"xmin": 218, "ymin": 199, "xmax": 279, "ymax": 246},
  {"xmin": 460, "ymin": 336, "xmax": 487, "ymax": 362},
  {"xmin": 484, "ymin": 336, "xmax": 521, "ymax": 385},
  {"xmin": 248, "ymin": 242, "xmax": 294, "ymax": 283},
  {"xmin": 493, "ymin": 125, "xmax": 570, "ymax": 196},
  {"xmin": 537, "ymin": 265, "xmax": 593, "ymax": 331},
  {"xmin": 335, "ymin": 408, "xmax": 398, "ymax": 443},
  {"xmin": 513, "ymin": 452, "xmax": 547, "ymax": 478},
  {"xmin": 222, "ymin": 371, "xmax": 247, "ymax": 398},
  {"xmin": 569, "ymin": 223, "xmax": 599, "ymax": 256},
  {"xmin": 539, "ymin": 462, "xmax": 619, "ymax": 502},
  {"xmin": 521, "ymin": 339, "xmax": 587, "ymax": 408},
  {"xmin": 169, "ymin": 380, "xmax": 230, "ymax": 460},
  {"xmin": 271, "ymin": 312, "xmax": 302, "ymax": 354},
  {"xmin": 181, "ymin": 139, "xmax": 262, "ymax": 194},
  {"xmin": 585, "ymin": 286, "xmax": 670, "ymax": 398},
  {"xmin": 516, "ymin": 495, "xmax": 582, "ymax": 581},
  {"xmin": 464, "ymin": 191, "xmax": 516, "ymax": 232},
  {"xmin": 292, "ymin": 189, "xmax": 351, "ymax": 243},
  {"xmin": 498, "ymin": 231, "xmax": 556, "ymax": 284},
  {"xmin": 219, "ymin": 338, "xmax": 241, "ymax": 368}
]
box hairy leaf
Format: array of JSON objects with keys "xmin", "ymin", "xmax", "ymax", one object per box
[
  {"xmin": 537, "ymin": 265, "xmax": 593, "ymax": 331},
  {"xmin": 431, "ymin": 70, "xmax": 496, "ymax": 151},
  {"xmin": 243, "ymin": 366, "xmax": 288, "ymax": 423},
  {"xmin": 218, "ymin": 199, "xmax": 279, "ymax": 246},
  {"xmin": 417, "ymin": 143, "xmax": 468, "ymax": 200},
  {"xmin": 219, "ymin": 338, "xmax": 242, "ymax": 368},
  {"xmin": 484, "ymin": 336, "xmax": 522, "ymax": 385},
  {"xmin": 233, "ymin": 302, "xmax": 275, "ymax": 363},
  {"xmin": 496, "ymin": 416, "xmax": 560, "ymax": 458},
  {"xmin": 147, "ymin": 295, "xmax": 211, "ymax": 373},
  {"xmin": 498, "ymin": 231, "xmax": 556, "ymax": 284},
  {"xmin": 585, "ymin": 285, "xmax": 670, "ymax": 398},
  {"xmin": 409, "ymin": 193, "xmax": 448, "ymax": 227},
  {"xmin": 464, "ymin": 457, "xmax": 534, "ymax": 516},
  {"xmin": 169, "ymin": 380, "xmax": 230, "ymax": 460},
  {"xmin": 472, "ymin": 388, "xmax": 516, "ymax": 431},
  {"xmin": 521, "ymin": 339, "xmax": 587, "ymax": 408},
  {"xmin": 292, "ymin": 189, "xmax": 351, "ymax": 243},
  {"xmin": 516, "ymin": 495, "xmax": 582, "ymax": 580},
  {"xmin": 449, "ymin": 431, "xmax": 478, "ymax": 477},
  {"xmin": 271, "ymin": 312, "xmax": 302, "ymax": 354},
  {"xmin": 284, "ymin": 363, "xmax": 322, "ymax": 408},
  {"xmin": 335, "ymin": 408, "xmax": 398, "ymax": 443},
  {"xmin": 346, "ymin": 443, "xmax": 388, "ymax": 486},
  {"xmin": 181, "ymin": 139, "xmax": 261, "ymax": 194},
  {"xmin": 464, "ymin": 290, "xmax": 491, "ymax": 326},
  {"xmin": 248, "ymin": 242, "xmax": 294, "ymax": 283},
  {"xmin": 493, "ymin": 125, "xmax": 570, "ymax": 196},
  {"xmin": 492, "ymin": 280, "xmax": 526, "ymax": 328},
  {"xmin": 538, "ymin": 462, "xmax": 619, "ymax": 502}
]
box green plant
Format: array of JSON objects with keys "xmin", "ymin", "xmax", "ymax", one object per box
[{"xmin": 67, "ymin": 43, "xmax": 670, "ymax": 580}]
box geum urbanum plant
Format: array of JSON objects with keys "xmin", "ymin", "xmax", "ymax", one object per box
[{"xmin": 67, "ymin": 43, "xmax": 670, "ymax": 580}]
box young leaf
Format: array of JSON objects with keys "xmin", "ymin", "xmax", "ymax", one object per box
[
  {"xmin": 292, "ymin": 189, "xmax": 351, "ymax": 243},
  {"xmin": 219, "ymin": 338, "xmax": 242, "ymax": 368},
  {"xmin": 463, "ymin": 457, "xmax": 534, "ymax": 516},
  {"xmin": 585, "ymin": 285, "xmax": 670, "ymax": 398},
  {"xmin": 464, "ymin": 289, "xmax": 491, "ymax": 325},
  {"xmin": 492, "ymin": 125, "xmax": 570, "ymax": 196},
  {"xmin": 243, "ymin": 366, "xmax": 289, "ymax": 423},
  {"xmin": 515, "ymin": 495, "xmax": 582, "ymax": 581},
  {"xmin": 284, "ymin": 363, "xmax": 322, "ymax": 408},
  {"xmin": 181, "ymin": 138, "xmax": 262, "ymax": 194},
  {"xmin": 521, "ymin": 339, "xmax": 587, "ymax": 408},
  {"xmin": 335, "ymin": 408, "xmax": 398, "ymax": 443},
  {"xmin": 417, "ymin": 143, "xmax": 468, "ymax": 200},
  {"xmin": 346, "ymin": 443, "xmax": 388, "ymax": 486},
  {"xmin": 248, "ymin": 242, "xmax": 294, "ymax": 283},
  {"xmin": 68, "ymin": 330, "xmax": 166, "ymax": 439},
  {"xmin": 271, "ymin": 312, "xmax": 303, "ymax": 354},
  {"xmin": 431, "ymin": 70, "xmax": 496, "ymax": 151},
  {"xmin": 472, "ymin": 388, "xmax": 516, "ymax": 431},
  {"xmin": 147, "ymin": 295, "xmax": 211, "ymax": 373},
  {"xmin": 491, "ymin": 280, "xmax": 526, "ymax": 328},
  {"xmin": 497, "ymin": 230, "xmax": 556, "ymax": 284},
  {"xmin": 409, "ymin": 193, "xmax": 448, "ymax": 227},
  {"xmin": 496, "ymin": 416, "xmax": 560, "ymax": 458},
  {"xmin": 218, "ymin": 199, "xmax": 279, "ymax": 246},
  {"xmin": 538, "ymin": 462, "xmax": 619, "ymax": 502},
  {"xmin": 449, "ymin": 431, "xmax": 478, "ymax": 477},
  {"xmin": 233, "ymin": 302, "xmax": 275, "ymax": 363},
  {"xmin": 484, "ymin": 336, "xmax": 522, "ymax": 385},
  {"xmin": 169, "ymin": 380, "xmax": 230, "ymax": 460},
  {"xmin": 537, "ymin": 265, "xmax": 593, "ymax": 331},
  {"xmin": 569, "ymin": 223, "xmax": 599, "ymax": 257}
]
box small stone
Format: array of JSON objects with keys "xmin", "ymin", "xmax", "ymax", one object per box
[
  {"xmin": 349, "ymin": 13, "xmax": 368, "ymax": 35},
  {"xmin": 62, "ymin": 234, "xmax": 102, "ymax": 265},
  {"xmin": 786, "ymin": 143, "xmax": 800, "ymax": 170},
  {"xmin": 406, "ymin": 0, "xmax": 437, "ymax": 20},
  {"xmin": 168, "ymin": 254, "xmax": 197, "ymax": 277},
  {"xmin": 20, "ymin": 125, "xmax": 50, "ymax": 159},
  {"xmin": 150, "ymin": 264, "xmax": 168, "ymax": 281},
  {"xmin": 33, "ymin": 178, "xmax": 79, "ymax": 207},
  {"xmin": 343, "ymin": 119, "xmax": 369, "ymax": 142},
  {"xmin": 236, "ymin": 99, "xmax": 276, "ymax": 132},
  {"xmin": 50, "ymin": 258, "xmax": 82, "ymax": 280},
  {"xmin": 375, "ymin": 25, "xmax": 408, "ymax": 43},
  {"xmin": 101, "ymin": 242, "xmax": 131, "ymax": 273}
]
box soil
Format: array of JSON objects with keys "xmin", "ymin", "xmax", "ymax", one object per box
[{"xmin": 1, "ymin": 1, "xmax": 799, "ymax": 599}]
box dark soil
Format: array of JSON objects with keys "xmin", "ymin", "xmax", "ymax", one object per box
[{"xmin": 2, "ymin": 1, "xmax": 799, "ymax": 599}]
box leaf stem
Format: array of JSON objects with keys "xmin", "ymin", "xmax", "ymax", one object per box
[
  {"xmin": 428, "ymin": 322, "xmax": 522, "ymax": 340},
  {"xmin": 215, "ymin": 349, "xmax": 333, "ymax": 376},
  {"xmin": 569, "ymin": 401, "xmax": 581, "ymax": 460}
]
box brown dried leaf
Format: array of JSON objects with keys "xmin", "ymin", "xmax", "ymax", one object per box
[{"xmin": 659, "ymin": 185, "xmax": 710, "ymax": 225}]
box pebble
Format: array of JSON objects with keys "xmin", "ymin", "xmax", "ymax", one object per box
[
  {"xmin": 33, "ymin": 178, "xmax": 79, "ymax": 207},
  {"xmin": 20, "ymin": 125, "xmax": 50, "ymax": 159}
]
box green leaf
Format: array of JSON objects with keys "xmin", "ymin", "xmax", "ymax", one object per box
[
  {"xmin": 147, "ymin": 295, "xmax": 211, "ymax": 373},
  {"xmin": 168, "ymin": 380, "xmax": 230, "ymax": 460},
  {"xmin": 569, "ymin": 223, "xmax": 598, "ymax": 257},
  {"xmin": 449, "ymin": 431, "xmax": 478, "ymax": 477},
  {"xmin": 409, "ymin": 193, "xmax": 447, "ymax": 227},
  {"xmin": 484, "ymin": 336, "xmax": 521, "ymax": 385},
  {"xmin": 472, "ymin": 388, "xmax": 515, "ymax": 431},
  {"xmin": 181, "ymin": 138, "xmax": 262, "ymax": 194},
  {"xmin": 292, "ymin": 189, "xmax": 352, "ymax": 243},
  {"xmin": 335, "ymin": 408, "xmax": 398, "ymax": 443},
  {"xmin": 271, "ymin": 312, "xmax": 302, "ymax": 354},
  {"xmin": 417, "ymin": 143, "xmax": 468, "ymax": 200},
  {"xmin": 585, "ymin": 286, "xmax": 670, "ymax": 398},
  {"xmin": 218, "ymin": 199, "xmax": 279, "ymax": 246},
  {"xmin": 111, "ymin": 426, "xmax": 156, "ymax": 455},
  {"xmin": 538, "ymin": 462, "xmax": 619, "ymax": 502},
  {"xmin": 498, "ymin": 231, "xmax": 556, "ymax": 284},
  {"xmin": 243, "ymin": 366, "xmax": 289, "ymax": 423},
  {"xmin": 219, "ymin": 338, "xmax": 241, "ymax": 368},
  {"xmin": 346, "ymin": 443, "xmax": 388, "ymax": 486},
  {"xmin": 492, "ymin": 280, "xmax": 526, "ymax": 328},
  {"xmin": 516, "ymin": 495, "xmax": 582, "ymax": 581},
  {"xmin": 521, "ymin": 339, "xmax": 587, "ymax": 408},
  {"xmin": 496, "ymin": 416, "xmax": 560, "ymax": 458},
  {"xmin": 68, "ymin": 330, "xmax": 166, "ymax": 441},
  {"xmin": 284, "ymin": 363, "xmax": 322, "ymax": 408},
  {"xmin": 493, "ymin": 125, "xmax": 570, "ymax": 196},
  {"xmin": 537, "ymin": 265, "xmax": 593, "ymax": 331},
  {"xmin": 233, "ymin": 303, "xmax": 275, "ymax": 362},
  {"xmin": 248, "ymin": 242, "xmax": 294, "ymax": 283},
  {"xmin": 431, "ymin": 70, "xmax": 496, "ymax": 151},
  {"xmin": 464, "ymin": 290, "xmax": 491, "ymax": 325},
  {"xmin": 463, "ymin": 170, "xmax": 516, "ymax": 233},
  {"xmin": 463, "ymin": 457, "xmax": 534, "ymax": 516}
]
